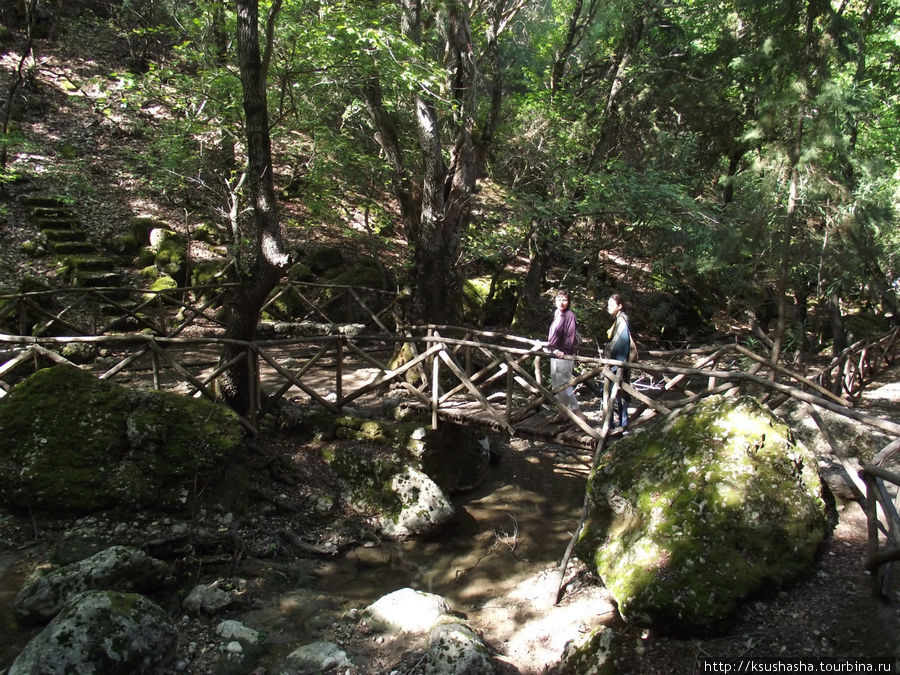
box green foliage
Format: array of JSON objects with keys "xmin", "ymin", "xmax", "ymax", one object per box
[{"xmin": 3, "ymin": 0, "xmax": 897, "ymax": 342}]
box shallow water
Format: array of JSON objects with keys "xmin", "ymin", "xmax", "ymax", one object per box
[{"xmin": 316, "ymin": 438, "xmax": 593, "ymax": 613}]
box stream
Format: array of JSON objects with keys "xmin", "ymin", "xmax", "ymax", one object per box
[{"xmin": 319, "ymin": 438, "xmax": 591, "ymax": 604}]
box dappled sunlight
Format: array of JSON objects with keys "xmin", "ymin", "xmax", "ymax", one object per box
[{"xmin": 310, "ymin": 435, "xmax": 601, "ymax": 670}]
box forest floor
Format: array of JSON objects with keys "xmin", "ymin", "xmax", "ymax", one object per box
[{"xmin": 1, "ymin": 369, "xmax": 897, "ymax": 674}]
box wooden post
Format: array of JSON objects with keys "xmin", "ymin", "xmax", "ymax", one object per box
[
  {"xmin": 465, "ymin": 338, "xmax": 472, "ymax": 377},
  {"xmin": 506, "ymin": 364, "xmax": 513, "ymax": 426},
  {"xmin": 249, "ymin": 345, "xmax": 259, "ymax": 430},
  {"xmin": 335, "ymin": 336, "xmax": 343, "ymax": 402},
  {"xmin": 151, "ymin": 348, "xmax": 160, "ymax": 390},
  {"xmin": 432, "ymin": 343, "xmax": 440, "ymax": 430},
  {"xmin": 555, "ymin": 371, "xmax": 622, "ymax": 604},
  {"xmin": 708, "ymin": 352, "xmax": 720, "ymax": 391},
  {"xmin": 18, "ymin": 297, "xmax": 27, "ymax": 336},
  {"xmin": 864, "ymin": 472, "xmax": 881, "ymax": 596}
]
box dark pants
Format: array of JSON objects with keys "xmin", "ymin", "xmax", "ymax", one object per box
[{"xmin": 607, "ymin": 365, "xmax": 630, "ymax": 427}]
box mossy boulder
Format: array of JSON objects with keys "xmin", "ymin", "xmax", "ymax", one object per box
[
  {"xmin": 148, "ymin": 228, "xmax": 187, "ymax": 284},
  {"xmin": 287, "ymin": 261, "xmax": 314, "ymax": 282},
  {"xmin": 192, "ymin": 222, "xmax": 224, "ymax": 244},
  {"xmin": 9, "ymin": 590, "xmax": 177, "ymax": 674},
  {"xmin": 462, "ymin": 276, "xmax": 518, "ymax": 326},
  {"xmin": 556, "ymin": 625, "xmax": 623, "ymax": 675},
  {"xmin": 303, "ymin": 245, "xmax": 344, "ymax": 275},
  {"xmin": 110, "ymin": 232, "xmax": 141, "ymax": 255},
  {"xmin": 318, "ymin": 256, "xmax": 392, "ymax": 323},
  {"xmin": 0, "ymin": 364, "xmax": 244, "ymax": 514},
  {"xmin": 331, "ymin": 415, "xmax": 491, "ymax": 493},
  {"xmin": 575, "ymin": 395, "xmax": 827, "ymax": 634},
  {"xmin": 128, "ymin": 216, "xmax": 163, "ymax": 244},
  {"xmin": 321, "ymin": 441, "xmax": 454, "ymax": 539}
]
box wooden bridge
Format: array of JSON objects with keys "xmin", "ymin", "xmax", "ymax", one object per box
[
  {"xmin": 1, "ymin": 282, "xmax": 899, "ymax": 590},
  {"xmin": 2, "ymin": 282, "xmax": 897, "ymax": 434}
]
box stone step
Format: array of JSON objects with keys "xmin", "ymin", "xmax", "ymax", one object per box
[
  {"xmin": 42, "ymin": 227, "xmax": 87, "ymax": 243},
  {"xmin": 51, "ymin": 240, "xmax": 95, "ymax": 255},
  {"xmin": 29, "ymin": 206, "xmax": 76, "ymax": 221},
  {"xmin": 60, "ymin": 254, "xmax": 120, "ymax": 273},
  {"xmin": 35, "ymin": 216, "xmax": 81, "ymax": 230},
  {"xmin": 73, "ymin": 271, "xmax": 124, "ymax": 288},
  {"xmin": 98, "ymin": 300, "xmax": 140, "ymax": 316},
  {"xmin": 18, "ymin": 196, "xmax": 68, "ymax": 210}
]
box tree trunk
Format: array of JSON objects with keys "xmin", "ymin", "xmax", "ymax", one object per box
[
  {"xmin": 830, "ymin": 292, "xmax": 846, "ymax": 356},
  {"xmin": 772, "ymin": 0, "xmax": 819, "ymax": 375},
  {"xmin": 513, "ymin": 220, "xmax": 551, "ymax": 328},
  {"xmin": 218, "ymin": 0, "xmax": 291, "ymax": 416},
  {"xmin": 408, "ymin": 1, "xmax": 477, "ymax": 324}
]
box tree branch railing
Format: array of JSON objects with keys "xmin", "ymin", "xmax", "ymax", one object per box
[
  {"xmin": 813, "ymin": 327, "xmax": 900, "ymax": 402},
  {"xmin": 0, "ymin": 280, "xmax": 398, "ymax": 339},
  {"xmin": 861, "ymin": 438, "xmax": 900, "ymax": 597},
  {"xmin": 2, "ymin": 325, "xmax": 899, "ymax": 444}
]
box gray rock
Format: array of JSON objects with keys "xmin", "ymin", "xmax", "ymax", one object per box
[
  {"xmin": 377, "ymin": 466, "xmax": 454, "ymax": 540},
  {"xmin": 9, "ymin": 590, "xmax": 177, "ymax": 674},
  {"xmin": 0, "ymin": 364, "xmax": 244, "ymax": 514},
  {"xmin": 14, "ymin": 545, "xmax": 170, "ymax": 625},
  {"xmin": 556, "ymin": 625, "xmax": 622, "ymax": 675},
  {"xmin": 425, "ymin": 619, "xmax": 494, "ymax": 674},
  {"xmin": 365, "ymin": 588, "xmax": 451, "ymax": 633},
  {"xmin": 216, "ymin": 619, "xmax": 259, "ymax": 645},
  {"xmin": 283, "ymin": 640, "xmax": 353, "ymax": 674},
  {"xmin": 576, "ymin": 395, "xmax": 827, "ymax": 634},
  {"xmin": 183, "ymin": 583, "xmax": 232, "ymax": 614}
]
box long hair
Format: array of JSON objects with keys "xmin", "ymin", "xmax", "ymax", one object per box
[{"xmin": 610, "ymin": 293, "xmax": 626, "ymax": 313}]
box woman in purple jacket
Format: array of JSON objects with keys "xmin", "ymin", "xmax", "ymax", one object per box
[{"xmin": 547, "ymin": 289, "xmax": 581, "ymax": 420}]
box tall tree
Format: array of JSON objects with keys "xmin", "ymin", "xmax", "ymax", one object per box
[
  {"xmin": 217, "ymin": 0, "xmax": 292, "ymax": 415},
  {"xmin": 353, "ymin": 0, "xmax": 528, "ymax": 324}
]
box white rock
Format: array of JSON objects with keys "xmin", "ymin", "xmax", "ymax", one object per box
[
  {"xmin": 365, "ymin": 588, "xmax": 451, "ymax": 633},
  {"xmin": 216, "ymin": 619, "xmax": 259, "ymax": 645}
]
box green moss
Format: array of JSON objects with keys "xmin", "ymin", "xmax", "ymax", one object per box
[
  {"xmin": 558, "ymin": 625, "xmax": 622, "ymax": 674},
  {"xmin": 321, "ymin": 445, "xmax": 404, "ymax": 517},
  {"xmin": 190, "ymin": 260, "xmax": 223, "ymax": 287},
  {"xmin": 287, "ymin": 262, "xmax": 314, "ymax": 282},
  {"xmin": 153, "ymin": 234, "xmax": 186, "ymax": 282},
  {"xmin": 193, "ymin": 223, "xmax": 222, "ymax": 244},
  {"xmin": 111, "ymin": 232, "xmax": 140, "ymax": 255},
  {"xmin": 128, "ymin": 216, "xmax": 162, "ymax": 243},
  {"xmin": 304, "ymin": 245, "xmax": 344, "ymax": 275},
  {"xmin": 328, "ymin": 257, "xmax": 385, "ymax": 288},
  {"xmin": 148, "ymin": 274, "xmax": 177, "ymax": 293},
  {"xmin": 0, "ymin": 365, "xmax": 244, "ymax": 514},
  {"xmin": 577, "ymin": 395, "xmax": 826, "ymax": 633}
]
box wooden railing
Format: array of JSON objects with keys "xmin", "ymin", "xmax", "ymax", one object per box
[
  {"xmin": 2, "ymin": 282, "xmax": 897, "ymax": 443},
  {"xmin": 815, "ymin": 327, "xmax": 899, "ymax": 401},
  {"xmin": 3, "ymin": 298, "xmax": 899, "ymax": 598},
  {"xmin": 0, "ymin": 280, "xmax": 398, "ymax": 339},
  {"xmin": 2, "ymin": 325, "xmax": 898, "ymax": 444},
  {"xmin": 861, "ymin": 439, "xmax": 900, "ymax": 597}
]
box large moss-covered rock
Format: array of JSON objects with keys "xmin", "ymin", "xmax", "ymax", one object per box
[
  {"xmin": 149, "ymin": 228, "xmax": 187, "ymax": 284},
  {"xmin": 0, "ymin": 365, "xmax": 244, "ymax": 514},
  {"xmin": 328, "ymin": 414, "xmax": 491, "ymax": 494},
  {"xmin": 575, "ymin": 395, "xmax": 827, "ymax": 634},
  {"xmin": 9, "ymin": 590, "xmax": 177, "ymax": 674}
]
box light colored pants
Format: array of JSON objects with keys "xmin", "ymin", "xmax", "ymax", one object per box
[{"xmin": 550, "ymin": 358, "xmax": 579, "ymax": 411}]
